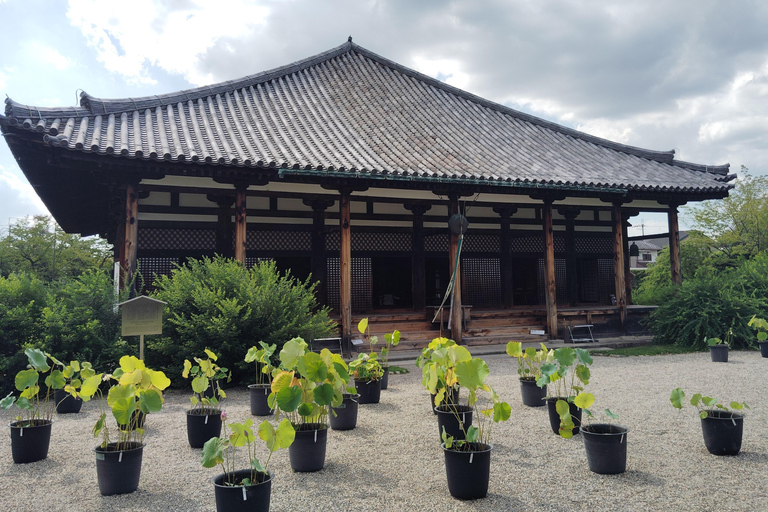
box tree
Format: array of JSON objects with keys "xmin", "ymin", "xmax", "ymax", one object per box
[{"xmin": 0, "ymin": 215, "xmax": 112, "ymax": 281}]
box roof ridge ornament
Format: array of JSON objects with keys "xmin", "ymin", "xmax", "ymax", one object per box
[{"xmin": 348, "ymin": 36, "xmax": 352, "ymax": 43}]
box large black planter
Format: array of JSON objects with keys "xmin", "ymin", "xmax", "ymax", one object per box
[
  {"xmin": 430, "ymin": 387, "xmax": 460, "ymax": 415},
  {"xmin": 581, "ymin": 423, "xmax": 628, "ymax": 474},
  {"xmin": 212, "ymin": 469, "xmax": 272, "ymax": 512},
  {"xmin": 381, "ymin": 367, "xmax": 390, "ymax": 390},
  {"xmin": 545, "ymin": 397, "xmax": 582, "ymax": 436},
  {"xmin": 94, "ymin": 442, "xmax": 144, "ymax": 496},
  {"xmin": 709, "ymin": 345, "xmax": 729, "ymax": 362},
  {"xmin": 186, "ymin": 411, "xmax": 223, "ymax": 448},
  {"xmin": 248, "ymin": 384, "xmax": 273, "ymax": 416},
  {"xmin": 701, "ymin": 411, "xmax": 744, "ymax": 455},
  {"xmin": 9, "ymin": 420, "xmax": 52, "ymax": 464},
  {"xmin": 759, "ymin": 341, "xmax": 768, "ymax": 358},
  {"xmin": 54, "ymin": 389, "xmax": 83, "ymax": 414},
  {"xmin": 355, "ymin": 378, "xmax": 382, "ymax": 404},
  {"xmin": 435, "ymin": 404, "xmax": 473, "ymax": 441},
  {"xmin": 442, "ymin": 442, "xmax": 492, "ymax": 500},
  {"xmin": 519, "ymin": 378, "xmax": 546, "ymax": 407},
  {"xmin": 288, "ymin": 423, "xmax": 328, "ymax": 472},
  {"xmin": 330, "ymin": 394, "xmax": 359, "ymax": 431}
]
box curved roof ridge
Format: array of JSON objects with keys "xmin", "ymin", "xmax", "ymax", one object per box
[{"xmin": 671, "ymin": 159, "xmax": 731, "ymax": 177}]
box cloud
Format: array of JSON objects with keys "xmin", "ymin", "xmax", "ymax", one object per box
[{"xmin": 0, "ymin": 168, "xmax": 48, "ymax": 219}]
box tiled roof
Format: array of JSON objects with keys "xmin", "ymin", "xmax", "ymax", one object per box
[{"xmin": 2, "ymin": 39, "xmax": 732, "ymax": 194}]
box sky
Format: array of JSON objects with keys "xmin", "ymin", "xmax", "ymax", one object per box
[{"xmin": 1, "ymin": 0, "xmax": 766, "ymax": 238}]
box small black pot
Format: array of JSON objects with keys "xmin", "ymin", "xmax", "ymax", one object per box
[
  {"xmin": 581, "ymin": 423, "xmax": 628, "ymax": 474},
  {"xmin": 9, "ymin": 419, "xmax": 52, "ymax": 464},
  {"xmin": 442, "ymin": 442, "xmax": 492, "ymax": 500},
  {"xmin": 330, "ymin": 394, "xmax": 360, "ymax": 431},
  {"xmin": 701, "ymin": 411, "xmax": 744, "ymax": 456},
  {"xmin": 519, "ymin": 378, "xmax": 546, "ymax": 407},
  {"xmin": 381, "ymin": 367, "xmax": 390, "ymax": 390},
  {"xmin": 355, "ymin": 378, "xmax": 382, "ymax": 404},
  {"xmin": 54, "ymin": 389, "xmax": 83, "ymax": 414},
  {"xmin": 544, "ymin": 397, "xmax": 582, "ymax": 436},
  {"xmin": 435, "ymin": 404, "xmax": 473, "ymax": 441},
  {"xmin": 709, "ymin": 345, "xmax": 729, "ymax": 362},
  {"xmin": 186, "ymin": 411, "xmax": 223, "ymax": 448},
  {"xmin": 430, "ymin": 387, "xmax": 460, "ymax": 415},
  {"xmin": 248, "ymin": 384, "xmax": 273, "ymax": 416},
  {"xmin": 759, "ymin": 341, "xmax": 768, "ymax": 358},
  {"xmin": 94, "ymin": 442, "xmax": 144, "ymax": 496},
  {"xmin": 288, "ymin": 423, "xmax": 328, "ymax": 472},
  {"xmin": 212, "ymin": 469, "xmax": 272, "ymax": 512}
]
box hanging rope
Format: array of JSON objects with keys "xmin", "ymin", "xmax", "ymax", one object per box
[{"xmin": 432, "ymin": 233, "xmax": 464, "ymax": 324}]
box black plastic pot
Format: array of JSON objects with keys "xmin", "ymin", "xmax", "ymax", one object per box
[
  {"xmin": 581, "ymin": 423, "xmax": 628, "ymax": 474},
  {"xmin": 759, "ymin": 341, "xmax": 768, "ymax": 358},
  {"xmin": 355, "ymin": 378, "xmax": 382, "ymax": 404},
  {"xmin": 54, "ymin": 389, "xmax": 83, "ymax": 414},
  {"xmin": 248, "ymin": 384, "xmax": 273, "ymax": 416},
  {"xmin": 186, "ymin": 411, "xmax": 223, "ymax": 448},
  {"xmin": 442, "ymin": 442, "xmax": 492, "ymax": 500},
  {"xmin": 545, "ymin": 397, "xmax": 582, "ymax": 436},
  {"xmin": 430, "ymin": 387, "xmax": 460, "ymax": 415},
  {"xmin": 701, "ymin": 411, "xmax": 744, "ymax": 455},
  {"xmin": 709, "ymin": 345, "xmax": 729, "ymax": 362},
  {"xmin": 9, "ymin": 419, "xmax": 52, "ymax": 464},
  {"xmin": 212, "ymin": 469, "xmax": 272, "ymax": 512},
  {"xmin": 519, "ymin": 378, "xmax": 546, "ymax": 407},
  {"xmin": 381, "ymin": 367, "xmax": 390, "ymax": 390},
  {"xmin": 330, "ymin": 394, "xmax": 360, "ymax": 431},
  {"xmin": 94, "ymin": 442, "xmax": 144, "ymax": 496},
  {"xmin": 435, "ymin": 404, "xmax": 473, "ymax": 441},
  {"xmin": 288, "ymin": 423, "xmax": 328, "ymax": 472}
]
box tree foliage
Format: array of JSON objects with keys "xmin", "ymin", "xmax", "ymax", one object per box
[{"xmin": 149, "ymin": 256, "xmax": 336, "ymax": 385}]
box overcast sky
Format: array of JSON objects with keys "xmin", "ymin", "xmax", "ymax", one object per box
[{"xmin": 1, "ymin": 0, "xmax": 766, "ymax": 237}]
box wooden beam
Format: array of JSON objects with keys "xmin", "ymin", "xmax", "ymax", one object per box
[
  {"xmin": 559, "ymin": 208, "xmax": 579, "ymax": 307},
  {"xmin": 448, "ymin": 195, "xmax": 462, "ymax": 344},
  {"xmin": 494, "ymin": 207, "xmax": 517, "ymax": 308},
  {"xmin": 306, "ymin": 199, "xmax": 335, "ymax": 306},
  {"xmin": 209, "ymin": 195, "xmax": 234, "ymax": 258},
  {"xmin": 234, "ymin": 185, "xmax": 247, "ymax": 263},
  {"xmin": 123, "ymin": 183, "xmax": 139, "ymax": 296},
  {"xmin": 542, "ymin": 200, "xmax": 558, "ymax": 339},
  {"xmin": 668, "ymin": 205, "xmax": 682, "ymax": 285},
  {"xmin": 613, "ymin": 203, "xmax": 627, "ymax": 328},
  {"xmin": 622, "ymin": 214, "xmax": 632, "ymax": 306},
  {"xmin": 339, "ymin": 191, "xmax": 352, "ymax": 349},
  {"xmin": 406, "ymin": 204, "xmax": 430, "ymax": 312}
]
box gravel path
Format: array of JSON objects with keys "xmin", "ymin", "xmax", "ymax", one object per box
[{"xmin": 1, "ymin": 351, "xmax": 766, "ymax": 511}]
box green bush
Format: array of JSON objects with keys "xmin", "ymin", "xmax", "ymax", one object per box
[
  {"xmin": 149, "ymin": 256, "xmax": 336, "ymax": 385},
  {"xmin": 647, "ymin": 254, "xmax": 768, "ymax": 349},
  {"xmin": 0, "ymin": 273, "xmax": 47, "ymax": 395}
]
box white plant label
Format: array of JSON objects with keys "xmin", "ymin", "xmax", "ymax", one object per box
[
  {"xmin": 314, "ymin": 430, "xmax": 318, "ymax": 443},
  {"xmin": 242, "ymin": 487, "xmax": 247, "ymax": 501},
  {"xmin": 19, "ymin": 428, "xmax": 23, "ymax": 437},
  {"xmin": 732, "ymin": 417, "xmax": 737, "ymax": 426},
  {"xmin": 620, "ymin": 433, "xmax": 625, "ymax": 444},
  {"xmin": 119, "ymin": 452, "xmax": 123, "ymax": 463},
  {"xmin": 469, "ymin": 453, "xmax": 474, "ymax": 464},
  {"xmin": 205, "ymin": 415, "xmax": 209, "ymax": 424}
]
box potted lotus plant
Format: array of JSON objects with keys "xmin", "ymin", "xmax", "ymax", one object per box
[
  {"xmin": 417, "ymin": 337, "xmax": 461, "ymax": 414},
  {"xmin": 182, "ymin": 348, "xmax": 231, "ymax": 448},
  {"xmin": 580, "ymin": 404, "xmax": 627, "ymax": 474},
  {"xmin": 269, "ymin": 337, "xmax": 348, "ymax": 472},
  {"xmin": 748, "ymin": 315, "xmax": 768, "ymax": 358},
  {"xmin": 506, "ymin": 341, "xmax": 550, "ymax": 407},
  {"xmin": 706, "ymin": 329, "xmax": 731, "ymax": 362},
  {"xmin": 537, "ymin": 346, "xmax": 593, "ymax": 438},
  {"xmin": 423, "ymin": 342, "xmax": 474, "ymax": 441},
  {"xmin": 670, "ymin": 388, "xmax": 749, "ymax": 456},
  {"xmin": 92, "ymin": 355, "xmax": 171, "ymax": 495},
  {"xmin": 202, "ymin": 415, "xmax": 295, "ymax": 512},
  {"xmin": 244, "ymin": 341, "xmax": 277, "ymax": 415},
  {"xmin": 52, "ymin": 359, "xmax": 97, "ymax": 414},
  {"xmin": 349, "ymin": 318, "xmax": 384, "ymax": 404},
  {"xmin": 440, "ymin": 353, "xmax": 511, "ymax": 500},
  {"xmin": 1, "ymin": 348, "xmax": 67, "ymax": 463},
  {"xmin": 379, "ymin": 329, "xmax": 401, "ymax": 390}
]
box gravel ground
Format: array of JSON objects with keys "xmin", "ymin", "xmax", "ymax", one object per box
[{"xmin": 1, "ymin": 350, "xmax": 766, "ymax": 512}]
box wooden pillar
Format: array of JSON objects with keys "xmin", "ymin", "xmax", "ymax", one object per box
[
  {"xmin": 494, "ymin": 207, "xmax": 517, "ymax": 308},
  {"xmin": 234, "ymin": 184, "xmax": 247, "ymax": 264},
  {"xmin": 542, "ymin": 200, "xmax": 558, "ymax": 339},
  {"xmin": 448, "ymin": 194, "xmax": 462, "ymax": 343},
  {"xmin": 560, "ymin": 208, "xmax": 579, "ymax": 307},
  {"xmin": 406, "ymin": 204, "xmax": 430, "ymax": 312},
  {"xmin": 122, "ymin": 183, "xmax": 139, "ymax": 296},
  {"xmin": 209, "ymin": 195, "xmax": 234, "ymax": 258},
  {"xmin": 612, "ymin": 203, "xmax": 627, "ymax": 328},
  {"xmin": 339, "ymin": 190, "xmax": 352, "ymax": 348},
  {"xmin": 305, "ymin": 199, "xmax": 335, "ymax": 306},
  {"xmin": 668, "ymin": 205, "xmax": 682, "ymax": 285},
  {"xmin": 622, "ymin": 214, "xmax": 633, "ymax": 306}
]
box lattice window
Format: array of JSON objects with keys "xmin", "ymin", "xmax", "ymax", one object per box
[
  {"xmin": 510, "ymin": 234, "xmax": 543, "ymax": 253},
  {"xmin": 425, "ymin": 234, "xmax": 448, "ymax": 252},
  {"xmin": 536, "ymin": 258, "xmax": 567, "ymax": 305},
  {"xmin": 326, "ymin": 258, "xmax": 372, "ymax": 311},
  {"xmin": 245, "ymin": 257, "xmax": 272, "ymax": 269},
  {"xmin": 462, "ymin": 258, "xmax": 501, "ymax": 307},
  {"xmin": 462, "ymin": 234, "xmax": 499, "ymax": 253},
  {"xmin": 138, "ymin": 228, "xmax": 216, "ymax": 250},
  {"xmin": 575, "ymin": 235, "xmax": 613, "ymax": 254},
  {"xmin": 597, "ymin": 258, "xmax": 615, "ymax": 304},
  {"xmin": 326, "ymin": 232, "xmax": 339, "ymax": 252},
  {"xmin": 137, "ymin": 257, "xmax": 178, "ymax": 291},
  {"xmin": 351, "ymin": 232, "xmax": 411, "ymax": 252},
  {"xmin": 579, "ymin": 259, "xmax": 600, "ymax": 303},
  {"xmin": 247, "ymin": 231, "xmax": 311, "ymax": 251}
]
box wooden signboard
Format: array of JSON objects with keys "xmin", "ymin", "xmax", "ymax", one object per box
[{"xmin": 117, "ymin": 296, "xmax": 166, "ymax": 359}]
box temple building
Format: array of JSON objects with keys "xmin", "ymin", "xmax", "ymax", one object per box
[{"xmin": 0, "ymin": 38, "xmax": 733, "ymax": 348}]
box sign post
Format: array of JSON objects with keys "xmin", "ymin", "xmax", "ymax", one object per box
[{"xmin": 117, "ymin": 296, "xmax": 166, "ymax": 360}]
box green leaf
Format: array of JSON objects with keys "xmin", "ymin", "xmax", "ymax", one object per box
[
  {"xmin": 92, "ymin": 412, "xmax": 106, "ymax": 438},
  {"xmin": 441, "ymin": 426, "xmax": 453, "ymax": 448},
  {"xmin": 299, "ymin": 351, "xmax": 327, "ymax": 382},
  {"xmin": 201, "ymin": 437, "xmax": 225, "ymax": 468},
  {"xmin": 259, "ymin": 418, "xmax": 295, "ymax": 451},
  {"xmin": 1, "ymin": 393, "xmax": 17, "ymax": 410},
  {"xmin": 540, "ymin": 362, "xmax": 558, "ymax": 377},
  {"xmin": 15, "ymin": 369, "xmax": 39, "ymax": 391},
  {"xmin": 605, "ymin": 409, "xmax": 619, "ymax": 420},
  {"xmin": 80, "ymin": 374, "xmax": 102, "ymax": 400},
  {"xmin": 573, "ymin": 392, "xmax": 595, "ymax": 410},
  {"xmin": 555, "ymin": 399, "xmax": 570, "ymax": 417},
  {"xmin": 46, "ymin": 370, "xmax": 66, "ymax": 390},
  {"xmin": 358, "ymin": 318, "xmax": 368, "ymax": 334},
  {"xmin": 275, "ymin": 385, "xmax": 303, "ymax": 413},
  {"xmin": 251, "ymin": 459, "xmax": 265, "ymax": 473},
  {"xmin": 575, "ymin": 365, "xmax": 590, "ymax": 385},
  {"xmin": 670, "ymin": 388, "xmax": 685, "ymax": 409},
  {"xmin": 730, "ymin": 402, "xmax": 745, "ymax": 410},
  {"xmin": 312, "ymin": 382, "xmax": 334, "ymax": 406},
  {"xmin": 574, "ymin": 348, "xmax": 593, "ymax": 365},
  {"xmin": 111, "ymin": 397, "xmax": 137, "ymax": 426},
  {"xmin": 553, "ymin": 347, "xmax": 576, "ymax": 367},
  {"xmin": 191, "ymin": 375, "xmax": 208, "ymax": 394},
  {"xmin": 182, "ymin": 359, "xmax": 192, "ymax": 379},
  {"xmin": 454, "ymin": 358, "xmax": 490, "ymax": 390},
  {"xmin": 25, "ymin": 348, "xmax": 50, "ymax": 372},
  {"xmin": 493, "ymin": 401, "xmax": 511, "ymax": 422},
  {"xmin": 141, "ymin": 389, "xmax": 164, "ymax": 413},
  {"xmin": 465, "ymin": 425, "xmax": 479, "ymax": 443},
  {"xmin": 506, "ymin": 341, "xmax": 523, "ymax": 358},
  {"xmin": 279, "ymin": 337, "xmax": 306, "ymax": 369},
  {"xmin": 229, "ymin": 420, "xmax": 255, "ymax": 447},
  {"xmin": 297, "ymin": 402, "xmax": 314, "ymax": 417}
]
